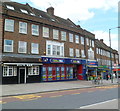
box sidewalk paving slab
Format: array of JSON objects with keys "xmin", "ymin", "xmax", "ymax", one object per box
[{"xmin": 0, "ymin": 79, "xmax": 119, "ymax": 97}]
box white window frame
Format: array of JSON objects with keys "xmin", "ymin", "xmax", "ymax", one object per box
[
  {"xmin": 81, "ymin": 50, "xmax": 85, "ymax": 58},
  {"xmin": 75, "ymin": 35, "xmax": 79, "ymax": 44},
  {"xmin": 5, "ymin": 19, "xmax": 14, "ymax": 32},
  {"xmin": 18, "ymin": 41, "xmax": 27, "ymax": 53},
  {"xmin": 31, "ymin": 24, "xmax": 39, "ymax": 36},
  {"xmin": 69, "ymin": 33, "xmax": 73, "ymax": 42},
  {"xmin": 76, "ymin": 49, "xmax": 80, "ymax": 57},
  {"xmin": 86, "ymin": 38, "xmax": 89, "ymax": 45},
  {"xmin": 20, "ymin": 9, "xmax": 28, "ymax": 14},
  {"xmin": 46, "ymin": 41, "xmax": 64, "ymax": 57},
  {"xmin": 81, "ymin": 37, "xmax": 84, "ymax": 45},
  {"xmin": 53, "ymin": 29, "xmax": 59, "ymax": 40},
  {"xmin": 4, "ymin": 39, "xmax": 13, "ymax": 52},
  {"xmin": 69, "ymin": 48, "xmax": 74, "ymax": 57},
  {"xmin": 43, "ymin": 27, "xmax": 49, "ymax": 38},
  {"xmin": 3, "ymin": 66, "xmax": 17, "ymax": 77},
  {"xmin": 28, "ymin": 66, "xmax": 39, "ymax": 75},
  {"xmin": 61, "ymin": 31, "xmax": 66, "ymax": 41},
  {"xmin": 6, "ymin": 5, "xmax": 14, "ymax": 10},
  {"xmin": 19, "ymin": 22, "xmax": 27, "ymax": 34},
  {"xmin": 31, "ymin": 43, "xmax": 39, "ymax": 54}
]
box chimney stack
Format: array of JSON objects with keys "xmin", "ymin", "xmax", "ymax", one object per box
[
  {"xmin": 47, "ymin": 7, "xmax": 54, "ymax": 16},
  {"xmin": 100, "ymin": 39, "xmax": 104, "ymax": 42}
]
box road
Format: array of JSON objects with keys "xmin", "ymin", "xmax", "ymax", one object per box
[{"xmin": 1, "ymin": 85, "xmax": 119, "ymax": 109}]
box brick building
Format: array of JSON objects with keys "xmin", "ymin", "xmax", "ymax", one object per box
[{"xmin": 0, "ymin": 1, "xmax": 118, "ymax": 84}]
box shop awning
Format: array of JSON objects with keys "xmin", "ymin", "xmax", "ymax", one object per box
[
  {"xmin": 3, "ymin": 63, "xmax": 43, "ymax": 66},
  {"xmin": 113, "ymin": 69, "xmax": 120, "ymax": 71}
]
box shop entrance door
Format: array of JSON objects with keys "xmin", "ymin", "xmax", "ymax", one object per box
[{"xmin": 19, "ymin": 68, "xmax": 26, "ymax": 83}]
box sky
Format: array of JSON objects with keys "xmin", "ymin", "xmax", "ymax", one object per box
[{"xmin": 11, "ymin": 0, "xmax": 119, "ymax": 51}]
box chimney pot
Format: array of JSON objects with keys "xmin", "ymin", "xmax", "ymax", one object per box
[
  {"xmin": 100, "ymin": 39, "xmax": 104, "ymax": 42},
  {"xmin": 47, "ymin": 7, "xmax": 54, "ymax": 16}
]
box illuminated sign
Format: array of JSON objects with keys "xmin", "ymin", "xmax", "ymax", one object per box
[
  {"xmin": 71, "ymin": 60, "xmax": 81, "ymax": 64},
  {"xmin": 51, "ymin": 58, "xmax": 64, "ymax": 63}
]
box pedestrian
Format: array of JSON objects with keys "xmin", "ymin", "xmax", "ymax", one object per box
[
  {"xmin": 106, "ymin": 74, "xmax": 108, "ymax": 80},
  {"xmin": 113, "ymin": 73, "xmax": 116, "ymax": 79}
]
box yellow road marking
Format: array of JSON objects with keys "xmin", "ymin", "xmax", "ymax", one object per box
[
  {"xmin": 50, "ymin": 95, "xmax": 63, "ymax": 98},
  {"xmin": 13, "ymin": 94, "xmax": 42, "ymax": 100},
  {"xmin": 71, "ymin": 93, "xmax": 81, "ymax": 95},
  {"xmin": 0, "ymin": 101, "xmax": 7, "ymax": 104}
]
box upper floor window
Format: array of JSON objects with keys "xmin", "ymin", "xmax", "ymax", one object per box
[
  {"xmin": 20, "ymin": 9, "xmax": 28, "ymax": 14},
  {"xmin": 81, "ymin": 37, "xmax": 84, "ymax": 45},
  {"xmin": 31, "ymin": 43, "xmax": 39, "ymax": 54},
  {"xmin": 19, "ymin": 22, "xmax": 27, "ymax": 34},
  {"xmin": 5, "ymin": 19, "xmax": 14, "ymax": 32},
  {"xmin": 43, "ymin": 27, "xmax": 49, "ymax": 38},
  {"xmin": 53, "ymin": 29, "xmax": 59, "ymax": 40},
  {"xmin": 6, "ymin": 5, "xmax": 14, "ymax": 10},
  {"xmin": 81, "ymin": 50, "xmax": 85, "ymax": 58},
  {"xmin": 92, "ymin": 40, "xmax": 94, "ymax": 47},
  {"xmin": 32, "ymin": 24, "xmax": 39, "ymax": 36},
  {"xmin": 76, "ymin": 49, "xmax": 80, "ymax": 57},
  {"xmin": 86, "ymin": 38, "xmax": 89, "ymax": 45},
  {"xmin": 61, "ymin": 31, "xmax": 66, "ymax": 41},
  {"xmin": 69, "ymin": 48, "xmax": 74, "ymax": 57},
  {"xmin": 46, "ymin": 41, "xmax": 64, "ymax": 57},
  {"xmin": 4, "ymin": 39, "xmax": 13, "ymax": 52},
  {"xmin": 75, "ymin": 35, "xmax": 79, "ymax": 44},
  {"xmin": 69, "ymin": 33, "xmax": 73, "ymax": 42},
  {"xmin": 18, "ymin": 41, "xmax": 27, "ymax": 53}
]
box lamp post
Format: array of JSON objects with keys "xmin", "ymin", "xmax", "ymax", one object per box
[{"xmin": 109, "ymin": 27, "xmax": 120, "ymax": 83}]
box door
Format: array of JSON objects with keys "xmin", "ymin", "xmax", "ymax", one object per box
[
  {"xmin": 19, "ymin": 68, "xmax": 25, "ymax": 83},
  {"xmin": 77, "ymin": 65, "xmax": 83, "ymax": 80}
]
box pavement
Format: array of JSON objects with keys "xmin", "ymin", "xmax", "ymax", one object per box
[{"xmin": 0, "ymin": 78, "xmax": 119, "ymax": 97}]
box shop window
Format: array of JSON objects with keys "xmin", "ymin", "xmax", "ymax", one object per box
[
  {"xmin": 69, "ymin": 33, "xmax": 73, "ymax": 42},
  {"xmin": 32, "ymin": 24, "xmax": 39, "ymax": 36},
  {"xmin": 19, "ymin": 22, "xmax": 27, "ymax": 34},
  {"xmin": 61, "ymin": 31, "xmax": 66, "ymax": 41},
  {"xmin": 31, "ymin": 43, "xmax": 39, "ymax": 54},
  {"xmin": 53, "ymin": 29, "xmax": 59, "ymax": 40},
  {"xmin": 28, "ymin": 66, "xmax": 39, "ymax": 75},
  {"xmin": 5, "ymin": 19, "xmax": 14, "ymax": 32},
  {"xmin": 48, "ymin": 67, "xmax": 52, "ymax": 80},
  {"xmin": 43, "ymin": 27, "xmax": 49, "ymax": 38},
  {"xmin": 61, "ymin": 67, "xmax": 65, "ymax": 79},
  {"xmin": 4, "ymin": 39, "xmax": 13, "ymax": 52},
  {"xmin": 18, "ymin": 41, "xmax": 27, "ymax": 53},
  {"xmin": 3, "ymin": 66, "xmax": 17, "ymax": 77}
]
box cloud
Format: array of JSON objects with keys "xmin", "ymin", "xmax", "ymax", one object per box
[
  {"xmin": 29, "ymin": 0, "xmax": 119, "ymax": 22},
  {"xmin": 92, "ymin": 30, "xmax": 118, "ymax": 50}
]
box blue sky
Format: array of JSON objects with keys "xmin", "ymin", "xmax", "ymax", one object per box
[{"xmin": 11, "ymin": 0, "xmax": 119, "ymax": 50}]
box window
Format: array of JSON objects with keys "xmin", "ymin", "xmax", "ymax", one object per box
[
  {"xmin": 19, "ymin": 22, "xmax": 27, "ymax": 34},
  {"xmin": 5, "ymin": 19, "xmax": 14, "ymax": 32},
  {"xmin": 92, "ymin": 40, "xmax": 94, "ymax": 47},
  {"xmin": 43, "ymin": 27, "xmax": 49, "ymax": 38},
  {"xmin": 81, "ymin": 50, "xmax": 85, "ymax": 58},
  {"xmin": 6, "ymin": 5, "xmax": 14, "ymax": 10},
  {"xmin": 69, "ymin": 33, "xmax": 73, "ymax": 42},
  {"xmin": 76, "ymin": 49, "xmax": 80, "ymax": 57},
  {"xmin": 46, "ymin": 41, "xmax": 64, "ymax": 56},
  {"xmin": 53, "ymin": 29, "xmax": 59, "ymax": 40},
  {"xmin": 75, "ymin": 35, "xmax": 79, "ymax": 43},
  {"xmin": 28, "ymin": 66, "xmax": 39, "ymax": 75},
  {"xmin": 18, "ymin": 41, "xmax": 27, "ymax": 53},
  {"xmin": 86, "ymin": 38, "xmax": 89, "ymax": 45},
  {"xmin": 20, "ymin": 9, "xmax": 28, "ymax": 14},
  {"xmin": 3, "ymin": 66, "xmax": 17, "ymax": 77},
  {"xmin": 32, "ymin": 24, "xmax": 39, "ymax": 36},
  {"xmin": 90, "ymin": 39, "xmax": 91, "ymax": 46},
  {"xmin": 88, "ymin": 48, "xmax": 94, "ymax": 59},
  {"xmin": 69, "ymin": 48, "xmax": 74, "ymax": 57},
  {"xmin": 61, "ymin": 31, "xmax": 66, "ymax": 41},
  {"xmin": 30, "ymin": 13, "xmax": 35, "ymax": 16},
  {"xmin": 81, "ymin": 37, "xmax": 84, "ymax": 45},
  {"xmin": 31, "ymin": 43, "xmax": 39, "ymax": 54},
  {"xmin": 4, "ymin": 39, "xmax": 13, "ymax": 52}
]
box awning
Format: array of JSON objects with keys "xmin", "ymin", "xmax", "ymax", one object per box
[{"xmin": 3, "ymin": 63, "xmax": 43, "ymax": 66}]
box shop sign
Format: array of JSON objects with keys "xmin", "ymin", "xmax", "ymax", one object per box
[
  {"xmin": 87, "ymin": 61, "xmax": 98, "ymax": 66},
  {"xmin": 71, "ymin": 60, "xmax": 81, "ymax": 64},
  {"xmin": 50, "ymin": 58, "xmax": 64, "ymax": 63}
]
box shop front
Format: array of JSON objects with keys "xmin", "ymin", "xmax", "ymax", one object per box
[
  {"xmin": 86, "ymin": 60, "xmax": 98, "ymax": 80},
  {"xmin": 41, "ymin": 57, "xmax": 86, "ymax": 81}
]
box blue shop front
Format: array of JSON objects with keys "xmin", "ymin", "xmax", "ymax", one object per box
[{"xmin": 41, "ymin": 57, "xmax": 86, "ymax": 82}]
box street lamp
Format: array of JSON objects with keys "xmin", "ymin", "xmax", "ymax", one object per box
[{"xmin": 109, "ymin": 27, "xmax": 120, "ymax": 83}]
